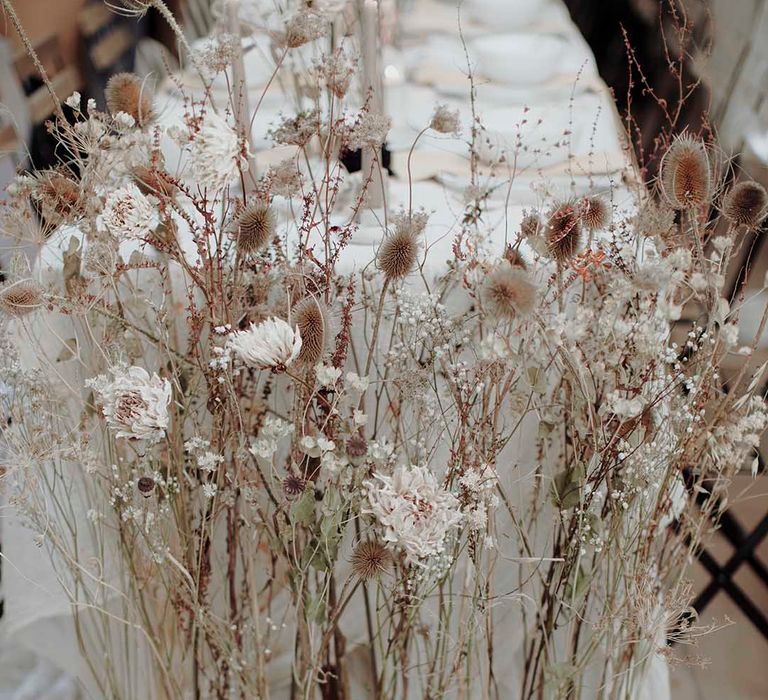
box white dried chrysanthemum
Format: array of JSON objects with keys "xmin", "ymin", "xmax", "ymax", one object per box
[
  {"xmin": 97, "ymin": 183, "xmax": 159, "ymax": 240},
  {"xmin": 227, "ymin": 317, "xmax": 302, "ymax": 370},
  {"xmin": 364, "ymin": 464, "xmax": 463, "ymax": 565},
  {"xmin": 87, "ymin": 366, "xmax": 171, "ymax": 443},
  {"xmin": 179, "ymin": 111, "xmax": 245, "ymax": 190}
]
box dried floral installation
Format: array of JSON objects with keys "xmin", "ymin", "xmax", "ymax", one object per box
[{"xmin": 0, "ymin": 1, "xmax": 767, "ymax": 699}]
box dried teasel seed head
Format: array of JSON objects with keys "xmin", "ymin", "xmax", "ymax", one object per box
[
  {"xmin": 377, "ymin": 228, "xmax": 419, "ymax": 280},
  {"xmin": 137, "ymin": 476, "xmax": 155, "ymax": 496},
  {"xmin": 0, "ymin": 281, "xmax": 43, "ymax": 317},
  {"xmin": 346, "ymin": 434, "xmax": 368, "ymax": 465},
  {"xmin": 283, "ymin": 474, "xmax": 307, "ymax": 498},
  {"xmin": 105, "ymin": 73, "xmax": 154, "ymax": 126},
  {"xmin": 546, "ymin": 203, "xmax": 582, "ymax": 263},
  {"xmin": 660, "ymin": 136, "xmax": 712, "ymax": 210},
  {"xmin": 520, "ymin": 212, "xmax": 542, "ymax": 239},
  {"xmin": 723, "ymin": 180, "xmax": 768, "ymax": 230},
  {"xmin": 580, "ymin": 196, "xmax": 609, "ymax": 231},
  {"xmin": 350, "ymin": 540, "xmax": 391, "ymax": 581},
  {"xmin": 132, "ymin": 166, "xmax": 176, "ymax": 199},
  {"xmin": 293, "ymin": 297, "xmax": 336, "ymax": 366},
  {"xmin": 481, "ymin": 262, "xmax": 537, "ymax": 319},
  {"xmin": 503, "ymin": 244, "xmax": 527, "ymax": 270},
  {"xmin": 232, "ymin": 203, "xmax": 276, "ymax": 254}
]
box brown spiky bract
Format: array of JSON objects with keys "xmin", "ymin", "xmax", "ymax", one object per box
[
  {"xmin": 293, "ymin": 297, "xmax": 334, "ymax": 366},
  {"xmin": 661, "ymin": 136, "xmax": 712, "ymax": 210},
  {"xmin": 350, "ymin": 540, "xmax": 391, "ymax": 581},
  {"xmin": 105, "ymin": 73, "xmax": 154, "ymax": 126},
  {"xmin": 547, "ymin": 203, "xmax": 582, "ymax": 263},
  {"xmin": 378, "ymin": 228, "xmax": 419, "ymax": 280},
  {"xmin": 132, "ymin": 166, "xmax": 177, "ymax": 199},
  {"xmin": 581, "ymin": 196, "xmax": 609, "ymax": 231},
  {"xmin": 481, "ymin": 263, "xmax": 537, "ymax": 319},
  {"xmin": 723, "ymin": 181, "xmax": 768, "ymax": 230},
  {"xmin": 233, "ymin": 203, "xmax": 276, "ymax": 254}
]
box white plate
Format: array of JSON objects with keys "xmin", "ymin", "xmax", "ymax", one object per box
[{"xmin": 470, "ymin": 33, "xmax": 570, "ymax": 85}]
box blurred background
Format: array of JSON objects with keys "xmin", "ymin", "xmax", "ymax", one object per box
[{"xmin": 0, "ymin": 1, "xmax": 766, "ymax": 698}]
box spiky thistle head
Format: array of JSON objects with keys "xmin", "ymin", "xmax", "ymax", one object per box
[
  {"xmin": 350, "ymin": 540, "xmax": 391, "ymax": 581},
  {"xmin": 723, "ymin": 180, "xmax": 768, "ymax": 230},
  {"xmin": 481, "ymin": 262, "xmax": 537, "ymax": 319},
  {"xmin": 105, "ymin": 72, "xmax": 154, "ymax": 126},
  {"xmin": 34, "ymin": 169, "xmax": 82, "ymax": 226},
  {"xmin": 520, "ymin": 212, "xmax": 542, "ymax": 239},
  {"xmin": 377, "ymin": 227, "xmax": 419, "ymax": 280},
  {"xmin": 293, "ymin": 297, "xmax": 337, "ymax": 366},
  {"xmin": 232, "ymin": 202, "xmax": 276, "ymax": 254},
  {"xmin": 546, "ymin": 202, "xmax": 582, "ymax": 263},
  {"xmin": 0, "ymin": 280, "xmax": 43, "ymax": 317},
  {"xmin": 580, "ymin": 196, "xmax": 609, "ymax": 231},
  {"xmin": 283, "ymin": 474, "xmax": 307, "ymax": 498},
  {"xmin": 660, "ymin": 135, "xmax": 712, "ymax": 210}
]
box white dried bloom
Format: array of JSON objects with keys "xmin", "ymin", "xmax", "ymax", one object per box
[
  {"xmin": 202, "ymin": 483, "xmax": 218, "ymax": 499},
  {"xmin": 346, "ymin": 111, "xmax": 391, "ymax": 151},
  {"xmin": 227, "ymin": 318, "xmax": 302, "ymax": 370},
  {"xmin": 88, "ymin": 366, "xmax": 171, "ymax": 443},
  {"xmin": 345, "ymin": 371, "xmax": 369, "ymax": 393},
  {"xmin": 65, "ymin": 92, "xmax": 81, "ymax": 110},
  {"xmin": 605, "ymin": 390, "xmax": 644, "ymax": 419},
  {"xmin": 97, "ymin": 183, "xmax": 159, "ymax": 240},
  {"xmin": 282, "ymin": 8, "xmax": 328, "ymax": 48},
  {"xmin": 364, "ymin": 464, "xmax": 463, "ymax": 565},
  {"xmin": 430, "ymin": 104, "xmax": 461, "ymax": 135},
  {"xmin": 316, "ymin": 363, "xmax": 342, "ymax": 387},
  {"xmin": 180, "ymin": 111, "xmax": 245, "ymax": 190}
]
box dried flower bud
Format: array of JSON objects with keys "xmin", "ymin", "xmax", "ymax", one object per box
[
  {"xmin": 232, "ymin": 203, "xmax": 276, "ymax": 254},
  {"xmin": 430, "ymin": 104, "xmax": 461, "ymax": 135},
  {"xmin": 350, "ymin": 540, "xmax": 391, "ymax": 581},
  {"xmin": 137, "ymin": 476, "xmax": 155, "ymax": 496},
  {"xmin": 580, "ymin": 196, "xmax": 609, "ymax": 231},
  {"xmin": 0, "ymin": 281, "xmax": 43, "ymax": 317},
  {"xmin": 346, "ymin": 111, "xmax": 391, "ymax": 151},
  {"xmin": 315, "ymin": 48, "xmax": 355, "ymax": 99},
  {"xmin": 377, "ymin": 228, "xmax": 419, "ymax": 280},
  {"xmin": 293, "ymin": 297, "xmax": 336, "ymax": 366},
  {"xmin": 520, "ymin": 212, "xmax": 542, "ymax": 239},
  {"xmin": 637, "ymin": 199, "xmax": 675, "ymax": 240},
  {"xmin": 105, "ymin": 73, "xmax": 154, "ymax": 126},
  {"xmin": 481, "ymin": 262, "xmax": 537, "ymax": 319},
  {"xmin": 33, "ymin": 169, "xmax": 82, "ymax": 226},
  {"xmin": 283, "ymin": 474, "xmax": 307, "ymax": 498},
  {"xmin": 723, "ymin": 180, "xmax": 768, "ymax": 230},
  {"xmin": 270, "ymin": 110, "xmax": 320, "ymax": 147},
  {"xmin": 660, "ymin": 136, "xmax": 712, "ymax": 210},
  {"xmin": 547, "ymin": 203, "xmax": 582, "ymax": 263},
  {"xmin": 346, "ymin": 434, "xmax": 368, "ymax": 465},
  {"xmin": 503, "ymin": 245, "xmax": 527, "ymax": 269}
]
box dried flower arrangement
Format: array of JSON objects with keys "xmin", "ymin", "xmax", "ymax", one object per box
[{"xmin": 0, "ymin": 1, "xmax": 767, "ymax": 699}]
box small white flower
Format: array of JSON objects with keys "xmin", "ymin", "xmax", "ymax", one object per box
[
  {"xmin": 364, "ymin": 464, "xmax": 463, "ymax": 565},
  {"xmin": 345, "ymin": 371, "xmax": 369, "ymax": 393},
  {"xmin": 65, "ymin": 91, "xmax": 81, "ymax": 110},
  {"xmin": 353, "ymin": 409, "xmax": 368, "ymax": 426},
  {"xmin": 179, "ymin": 110, "xmax": 245, "ymax": 190},
  {"xmin": 114, "ymin": 111, "xmax": 136, "ymax": 129},
  {"xmin": 227, "ymin": 318, "xmax": 302, "ymax": 370},
  {"xmin": 202, "ymin": 483, "xmax": 218, "ymax": 499},
  {"xmin": 97, "ymin": 183, "xmax": 159, "ymax": 240},
  {"xmin": 316, "ymin": 363, "xmax": 342, "ymax": 387},
  {"xmin": 605, "ymin": 390, "xmax": 644, "ymax": 419},
  {"xmin": 87, "ymin": 366, "xmax": 171, "ymax": 443}
]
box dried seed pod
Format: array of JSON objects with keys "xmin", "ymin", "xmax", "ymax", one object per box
[
  {"xmin": 283, "ymin": 474, "xmax": 307, "ymax": 498},
  {"xmin": 34, "ymin": 169, "xmax": 82, "ymax": 226},
  {"xmin": 346, "ymin": 434, "xmax": 368, "ymax": 466},
  {"xmin": 723, "ymin": 180, "xmax": 768, "ymax": 230},
  {"xmin": 105, "ymin": 72, "xmax": 154, "ymax": 126},
  {"xmin": 132, "ymin": 166, "xmax": 176, "ymax": 199},
  {"xmin": 293, "ymin": 297, "xmax": 336, "ymax": 366},
  {"xmin": 660, "ymin": 136, "xmax": 712, "ymax": 210},
  {"xmin": 547, "ymin": 203, "xmax": 582, "ymax": 263},
  {"xmin": 137, "ymin": 476, "xmax": 155, "ymax": 496},
  {"xmin": 0, "ymin": 281, "xmax": 43, "ymax": 317},
  {"xmin": 481, "ymin": 262, "xmax": 537, "ymax": 319},
  {"xmin": 580, "ymin": 196, "xmax": 609, "ymax": 231},
  {"xmin": 520, "ymin": 212, "xmax": 542, "ymax": 239},
  {"xmin": 377, "ymin": 228, "xmax": 419, "ymax": 280},
  {"xmin": 503, "ymin": 244, "xmax": 527, "ymax": 270},
  {"xmin": 350, "ymin": 540, "xmax": 391, "ymax": 581},
  {"xmin": 232, "ymin": 202, "xmax": 276, "ymax": 254}
]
